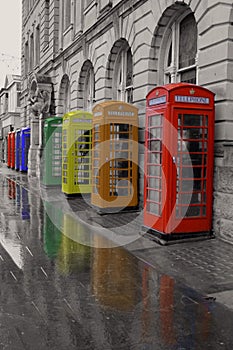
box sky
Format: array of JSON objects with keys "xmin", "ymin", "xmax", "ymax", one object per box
[{"xmin": 0, "ymin": 2, "xmax": 22, "ymax": 88}]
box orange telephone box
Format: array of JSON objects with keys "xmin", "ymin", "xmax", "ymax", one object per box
[
  {"xmin": 91, "ymin": 101, "xmax": 138, "ymax": 213},
  {"xmin": 143, "ymin": 83, "xmax": 215, "ymax": 241}
]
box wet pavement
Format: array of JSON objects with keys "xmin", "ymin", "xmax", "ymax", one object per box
[{"xmin": 0, "ymin": 165, "xmax": 233, "ymax": 349}]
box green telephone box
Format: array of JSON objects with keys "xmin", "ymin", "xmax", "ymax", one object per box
[{"xmin": 42, "ymin": 117, "xmax": 63, "ymax": 186}]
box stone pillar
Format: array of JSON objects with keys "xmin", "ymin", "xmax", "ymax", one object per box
[
  {"xmin": 28, "ymin": 116, "xmax": 39, "ymax": 176},
  {"xmin": 27, "ymin": 78, "xmax": 52, "ymax": 178},
  {"xmin": 36, "ymin": 113, "xmax": 45, "ymax": 180}
]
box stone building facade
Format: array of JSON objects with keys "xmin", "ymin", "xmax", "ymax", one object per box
[
  {"xmin": 21, "ymin": 0, "xmax": 233, "ymax": 243},
  {"xmin": 0, "ymin": 75, "xmax": 21, "ymax": 163}
]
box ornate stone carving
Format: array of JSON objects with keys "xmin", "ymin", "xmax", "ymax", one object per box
[
  {"xmin": 28, "ymin": 87, "xmax": 51, "ymax": 118},
  {"xmin": 28, "ymin": 74, "xmax": 53, "ymax": 120}
]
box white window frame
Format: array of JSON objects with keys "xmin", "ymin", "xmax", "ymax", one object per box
[
  {"xmin": 163, "ymin": 10, "xmax": 197, "ymax": 84},
  {"xmin": 114, "ymin": 47, "xmax": 133, "ymax": 103},
  {"xmin": 84, "ymin": 67, "xmax": 95, "ymax": 111}
]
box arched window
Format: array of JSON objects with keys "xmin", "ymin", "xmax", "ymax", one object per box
[
  {"xmin": 64, "ymin": 82, "xmax": 71, "ymax": 113},
  {"xmin": 35, "ymin": 25, "xmax": 40, "ymax": 66},
  {"xmin": 78, "ymin": 60, "xmax": 95, "ymax": 111},
  {"xmin": 64, "ymin": 0, "xmax": 72, "ymax": 30},
  {"xmin": 164, "ymin": 12, "xmax": 197, "ymax": 84},
  {"xmin": 59, "ymin": 75, "xmax": 71, "ymax": 115},
  {"xmin": 44, "ymin": 0, "xmax": 50, "ymax": 48},
  {"xmin": 114, "ymin": 46, "xmax": 133, "ymax": 103},
  {"xmin": 84, "ymin": 66, "xmax": 95, "ymax": 111}
]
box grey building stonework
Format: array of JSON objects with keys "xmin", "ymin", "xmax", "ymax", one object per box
[
  {"xmin": 0, "ymin": 75, "xmax": 21, "ymax": 163},
  {"xmin": 21, "ymin": 0, "xmax": 233, "ymax": 242}
]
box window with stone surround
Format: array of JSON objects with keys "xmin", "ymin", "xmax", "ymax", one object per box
[
  {"xmin": 64, "ymin": 0, "xmax": 72, "ymax": 30},
  {"xmin": 114, "ymin": 47, "xmax": 133, "ymax": 103},
  {"xmin": 24, "ymin": 41, "xmax": 29, "ymax": 74},
  {"xmin": 35, "ymin": 25, "xmax": 40, "ymax": 66},
  {"xmin": 17, "ymin": 83, "xmax": 21, "ymax": 107},
  {"xmin": 78, "ymin": 60, "xmax": 95, "ymax": 111},
  {"xmin": 29, "ymin": 32, "xmax": 34, "ymax": 72},
  {"xmin": 164, "ymin": 12, "xmax": 197, "ymax": 84},
  {"xmin": 44, "ymin": 0, "xmax": 50, "ymax": 49},
  {"xmin": 84, "ymin": 65, "xmax": 95, "ymax": 111}
]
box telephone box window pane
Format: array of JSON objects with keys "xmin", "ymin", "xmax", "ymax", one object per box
[
  {"xmin": 150, "ymin": 152, "xmax": 162, "ymax": 164},
  {"xmin": 177, "ymin": 193, "xmax": 193, "ymax": 205},
  {"xmin": 182, "ymin": 206, "xmax": 201, "ymax": 217},
  {"xmin": 149, "ymin": 140, "xmax": 162, "ymax": 153},
  {"xmin": 149, "ymin": 153, "xmax": 161, "ymax": 164},
  {"xmin": 148, "ymin": 190, "xmax": 161, "ymax": 202},
  {"xmin": 203, "ymin": 155, "xmax": 207, "ymax": 166},
  {"xmin": 149, "ymin": 115, "xmax": 162, "ymax": 127},
  {"xmin": 179, "ymin": 180, "xmax": 193, "ymax": 191},
  {"xmin": 148, "ymin": 177, "xmax": 160, "ymax": 189},
  {"xmin": 179, "ymin": 166, "xmax": 193, "ymax": 179},
  {"xmin": 146, "ymin": 113, "xmax": 163, "ymax": 216},
  {"xmin": 182, "ymin": 114, "xmax": 205, "ymax": 127},
  {"xmin": 193, "ymin": 167, "xmax": 203, "ymax": 179},
  {"xmin": 185, "ymin": 192, "xmax": 203, "ymax": 204},
  {"xmin": 108, "ymin": 122, "xmax": 133, "ymax": 197},
  {"xmin": 176, "ymin": 112, "xmax": 209, "ymax": 218},
  {"xmin": 148, "ymin": 165, "xmax": 161, "ymax": 177},
  {"xmin": 150, "ymin": 128, "xmax": 161, "ymax": 138},
  {"xmin": 202, "ymin": 207, "xmax": 207, "ymax": 216},
  {"xmin": 202, "ymin": 192, "xmax": 207, "ymax": 203},
  {"xmin": 147, "ymin": 202, "xmax": 160, "ymax": 215}
]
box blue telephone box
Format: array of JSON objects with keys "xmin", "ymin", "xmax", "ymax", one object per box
[{"xmin": 20, "ymin": 127, "xmax": 30, "ymax": 172}]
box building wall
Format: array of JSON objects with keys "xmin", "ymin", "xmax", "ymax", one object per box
[
  {"xmin": 21, "ymin": 0, "xmax": 233, "ymax": 242},
  {"xmin": 0, "ymin": 75, "xmax": 21, "ymax": 163}
]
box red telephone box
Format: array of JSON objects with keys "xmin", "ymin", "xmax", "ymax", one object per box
[
  {"xmin": 143, "ymin": 83, "xmax": 215, "ymax": 241},
  {"xmin": 7, "ymin": 132, "xmax": 11, "ymax": 168},
  {"xmin": 10, "ymin": 131, "xmax": 15, "ymax": 169}
]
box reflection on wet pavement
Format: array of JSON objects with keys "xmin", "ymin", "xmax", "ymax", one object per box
[{"xmin": 0, "ymin": 173, "xmax": 232, "ymax": 349}]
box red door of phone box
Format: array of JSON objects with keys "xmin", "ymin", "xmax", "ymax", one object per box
[
  {"xmin": 10, "ymin": 131, "xmax": 15, "ymax": 169},
  {"xmin": 7, "ymin": 132, "xmax": 12, "ymax": 168}
]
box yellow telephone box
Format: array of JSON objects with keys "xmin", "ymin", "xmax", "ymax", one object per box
[
  {"xmin": 62, "ymin": 110, "xmax": 92, "ymax": 195},
  {"xmin": 91, "ymin": 101, "xmax": 138, "ymax": 212}
]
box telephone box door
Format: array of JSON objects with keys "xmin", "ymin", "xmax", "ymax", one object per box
[
  {"xmin": 144, "ymin": 108, "xmax": 167, "ymax": 232},
  {"xmin": 169, "ymin": 108, "xmax": 214, "ymax": 233}
]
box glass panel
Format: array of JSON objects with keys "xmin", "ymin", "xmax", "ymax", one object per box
[
  {"xmin": 181, "ymin": 206, "xmax": 201, "ymax": 217},
  {"xmin": 150, "ymin": 128, "xmax": 161, "ymax": 138},
  {"xmin": 146, "ymin": 113, "xmax": 163, "ymax": 216},
  {"xmin": 148, "ymin": 177, "xmax": 160, "ymax": 189},
  {"xmin": 147, "ymin": 202, "xmax": 160, "ymax": 216},
  {"xmin": 149, "ymin": 152, "xmax": 161, "ymax": 164},
  {"xmin": 182, "ymin": 114, "xmax": 203, "ymax": 127},
  {"xmin": 108, "ymin": 123, "xmax": 133, "ymax": 196},
  {"xmin": 148, "ymin": 165, "xmax": 161, "ymax": 177},
  {"xmin": 148, "ymin": 190, "xmax": 160, "ymax": 202},
  {"xmin": 149, "ymin": 140, "xmax": 162, "ymax": 152},
  {"xmin": 180, "ymin": 69, "xmax": 196, "ymax": 84},
  {"xmin": 179, "ymin": 13, "xmax": 197, "ymax": 69},
  {"xmin": 202, "ymin": 207, "xmax": 206, "ymax": 216},
  {"xmin": 167, "ymin": 42, "xmax": 172, "ymax": 67},
  {"xmin": 149, "ymin": 115, "xmax": 162, "ymax": 127},
  {"xmin": 176, "ymin": 113, "xmax": 209, "ymax": 218}
]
